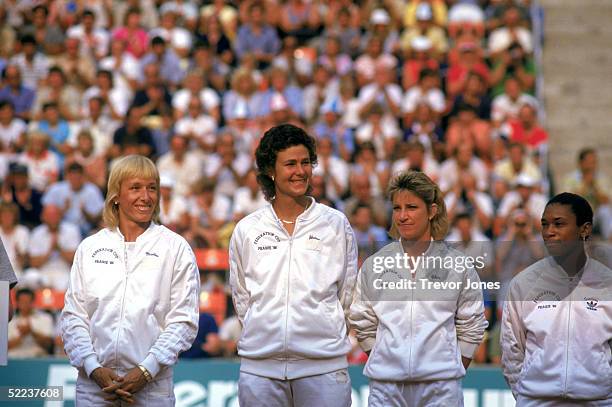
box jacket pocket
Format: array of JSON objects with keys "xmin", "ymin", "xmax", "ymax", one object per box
[{"xmin": 323, "ymin": 300, "xmax": 345, "ymax": 340}]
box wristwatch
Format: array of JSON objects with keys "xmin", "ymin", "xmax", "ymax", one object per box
[{"xmin": 137, "ymin": 365, "xmax": 153, "ymax": 383}]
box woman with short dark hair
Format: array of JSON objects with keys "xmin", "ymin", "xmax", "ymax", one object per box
[
  {"xmin": 501, "ymin": 192, "xmax": 612, "ymax": 406},
  {"xmin": 230, "ymin": 124, "xmax": 358, "ymax": 407}
]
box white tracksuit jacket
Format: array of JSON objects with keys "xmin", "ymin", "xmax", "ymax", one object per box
[
  {"xmin": 501, "ymin": 256, "xmax": 612, "ymax": 401},
  {"xmin": 229, "ymin": 198, "xmax": 358, "ymax": 380},
  {"xmin": 61, "ymin": 223, "xmax": 200, "ymax": 379},
  {"xmin": 349, "ymin": 240, "xmax": 488, "ymax": 382}
]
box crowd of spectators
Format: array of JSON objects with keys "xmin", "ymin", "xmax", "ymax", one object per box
[{"xmin": 2, "ymin": 0, "xmax": 611, "ymax": 364}]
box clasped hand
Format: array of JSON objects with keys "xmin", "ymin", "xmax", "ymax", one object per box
[{"xmin": 91, "ymin": 366, "xmax": 149, "ymax": 403}]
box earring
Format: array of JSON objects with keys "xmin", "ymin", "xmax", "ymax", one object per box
[
  {"xmin": 271, "ymin": 175, "xmax": 275, "ymax": 181},
  {"xmin": 114, "ymin": 201, "xmax": 118, "ymax": 205}
]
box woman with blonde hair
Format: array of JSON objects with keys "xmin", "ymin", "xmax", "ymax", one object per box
[
  {"xmin": 222, "ymin": 67, "xmax": 260, "ymax": 123},
  {"xmin": 350, "ymin": 170, "xmax": 487, "ymax": 406},
  {"xmin": 61, "ymin": 155, "xmax": 199, "ymax": 406}
]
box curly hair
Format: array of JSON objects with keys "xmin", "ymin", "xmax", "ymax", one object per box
[{"xmin": 255, "ymin": 124, "xmax": 318, "ymax": 201}]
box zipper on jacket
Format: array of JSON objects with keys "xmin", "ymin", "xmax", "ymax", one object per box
[
  {"xmin": 113, "ymin": 238, "xmax": 130, "ymax": 371},
  {"xmin": 408, "ymin": 255, "xmax": 416, "ymax": 377},
  {"xmin": 283, "ymin": 223, "xmax": 296, "ymax": 380},
  {"xmin": 562, "ymin": 287, "xmax": 572, "ymax": 397}
]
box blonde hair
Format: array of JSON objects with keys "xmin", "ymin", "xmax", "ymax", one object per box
[
  {"xmin": 26, "ymin": 131, "xmax": 50, "ymax": 150},
  {"xmin": 102, "ymin": 155, "xmax": 160, "ymax": 229},
  {"xmin": 230, "ymin": 67, "xmax": 255, "ymax": 95},
  {"xmin": 387, "ymin": 171, "xmax": 448, "ymax": 240}
]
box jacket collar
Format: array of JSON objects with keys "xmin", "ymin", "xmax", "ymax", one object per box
[
  {"xmin": 398, "ymin": 237, "xmax": 440, "ymax": 257},
  {"xmin": 545, "ymin": 253, "xmax": 591, "ymax": 281},
  {"xmin": 109, "ymin": 222, "xmax": 159, "ymax": 242},
  {"xmin": 267, "ymin": 196, "xmax": 319, "ymax": 225}
]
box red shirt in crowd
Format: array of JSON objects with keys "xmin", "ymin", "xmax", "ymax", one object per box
[{"xmin": 508, "ymin": 120, "xmax": 548, "ymax": 148}]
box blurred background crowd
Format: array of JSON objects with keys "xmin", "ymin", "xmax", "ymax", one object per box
[{"xmin": 2, "ymin": 0, "xmax": 610, "ymax": 365}]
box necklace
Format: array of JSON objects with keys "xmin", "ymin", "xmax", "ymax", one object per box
[{"xmin": 274, "ymin": 198, "xmax": 311, "ymax": 225}]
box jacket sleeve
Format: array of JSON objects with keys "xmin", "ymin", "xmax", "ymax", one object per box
[
  {"xmin": 140, "ymin": 240, "xmax": 200, "ymax": 378},
  {"xmin": 348, "ymin": 261, "xmax": 379, "ymax": 352},
  {"xmin": 500, "ymin": 283, "xmax": 526, "ymax": 398},
  {"xmin": 60, "ymin": 244, "xmax": 102, "ymax": 376},
  {"xmin": 229, "ymin": 225, "xmax": 249, "ymax": 325},
  {"xmin": 339, "ymin": 218, "xmax": 359, "ymax": 326},
  {"xmin": 455, "ymin": 266, "xmax": 488, "ymax": 358}
]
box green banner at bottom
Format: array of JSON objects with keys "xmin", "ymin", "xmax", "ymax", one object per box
[{"xmin": 0, "ymin": 359, "xmax": 514, "ymax": 407}]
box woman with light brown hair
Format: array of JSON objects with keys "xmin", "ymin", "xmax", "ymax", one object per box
[{"xmin": 350, "ymin": 170, "xmax": 487, "ymax": 406}]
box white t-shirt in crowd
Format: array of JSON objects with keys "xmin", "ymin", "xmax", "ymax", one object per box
[
  {"xmin": 27, "ymin": 221, "xmax": 81, "ymax": 290},
  {"xmin": 498, "ymin": 190, "xmax": 548, "ymax": 220},
  {"xmin": 188, "ymin": 194, "xmax": 233, "ymax": 226},
  {"xmin": 203, "ymin": 153, "xmax": 252, "ymax": 198},
  {"xmin": 174, "ymin": 114, "xmax": 218, "ymax": 147},
  {"xmin": 157, "ymin": 151, "xmax": 204, "ymax": 198},
  {"xmin": 0, "ymin": 118, "xmax": 26, "ymax": 149},
  {"xmin": 402, "ymin": 86, "xmax": 446, "ymax": 114},
  {"xmin": 159, "ymin": 195, "xmax": 189, "ymax": 226},
  {"xmin": 172, "ymin": 88, "xmax": 220, "ymax": 116},
  {"xmin": 8, "ymin": 311, "xmax": 55, "ymax": 358},
  {"xmin": 0, "ymin": 225, "xmax": 30, "ymax": 275}
]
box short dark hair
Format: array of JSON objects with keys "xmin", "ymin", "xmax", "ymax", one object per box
[
  {"xmin": 456, "ymin": 102, "xmax": 477, "ymax": 115},
  {"xmin": 48, "ymin": 65, "xmax": 65, "ymax": 79},
  {"xmin": 89, "ymin": 96, "xmax": 104, "ymax": 106},
  {"xmin": 546, "ymin": 192, "xmax": 593, "ymax": 226},
  {"xmin": 351, "ymin": 203, "xmax": 372, "ymax": 217},
  {"xmin": 32, "ymin": 4, "xmax": 49, "ymax": 16},
  {"xmin": 255, "ymin": 124, "xmax": 318, "ymax": 201},
  {"xmin": 151, "ymin": 36, "xmax": 166, "ymax": 46},
  {"xmin": 66, "ymin": 162, "xmax": 84, "ymax": 173},
  {"xmin": 467, "ymin": 71, "xmax": 484, "ymax": 83},
  {"xmin": 578, "ymin": 147, "xmax": 595, "ymax": 163},
  {"xmin": 42, "ymin": 102, "xmax": 59, "ymax": 112},
  {"xmin": 16, "ymin": 288, "xmax": 35, "ymax": 301},
  {"xmin": 453, "ymin": 212, "xmax": 472, "ymax": 225},
  {"xmin": 0, "ymin": 100, "xmax": 14, "ymax": 110},
  {"xmin": 9, "ymin": 162, "xmax": 28, "ymax": 175},
  {"xmin": 126, "ymin": 6, "xmax": 141, "ymax": 16},
  {"xmin": 20, "ymin": 34, "xmax": 36, "ymax": 45},
  {"xmin": 2, "ymin": 64, "xmax": 19, "ymax": 79},
  {"xmin": 419, "ymin": 68, "xmax": 438, "ymax": 82},
  {"xmin": 97, "ymin": 69, "xmax": 113, "ymax": 80},
  {"xmin": 96, "ymin": 69, "xmax": 114, "ymax": 87}
]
